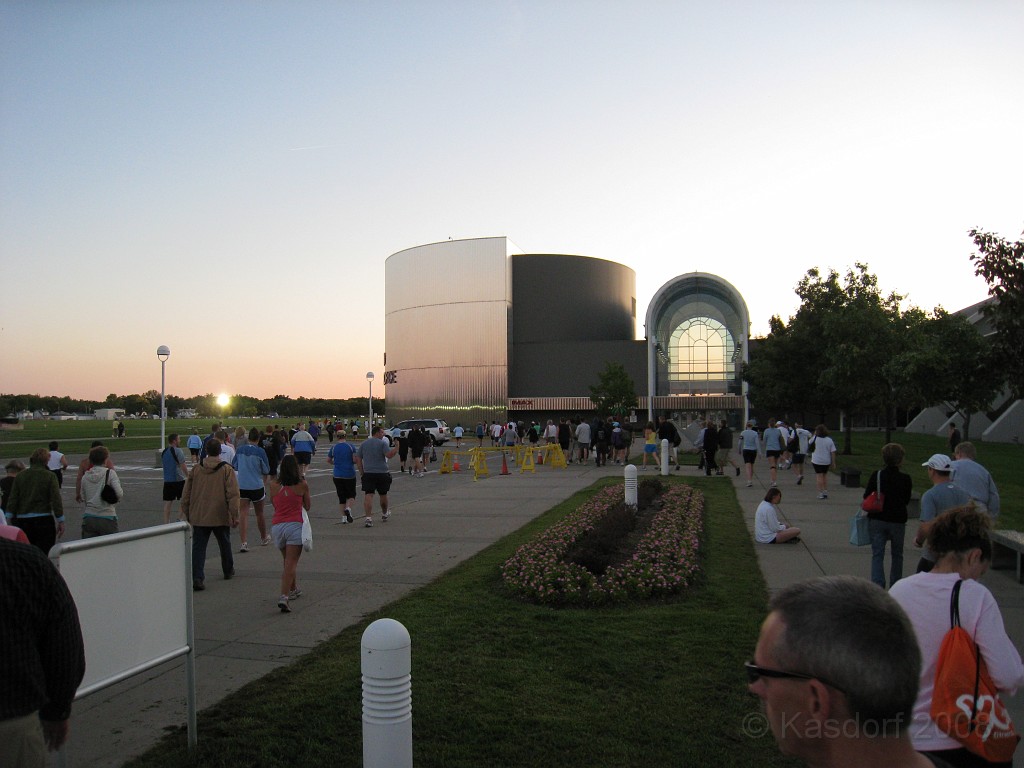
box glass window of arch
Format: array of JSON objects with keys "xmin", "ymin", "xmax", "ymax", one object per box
[{"xmin": 669, "ymin": 316, "xmax": 738, "ymax": 394}]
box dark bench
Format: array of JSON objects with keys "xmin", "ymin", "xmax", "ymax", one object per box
[{"xmin": 990, "ymin": 530, "xmax": 1024, "ymax": 584}]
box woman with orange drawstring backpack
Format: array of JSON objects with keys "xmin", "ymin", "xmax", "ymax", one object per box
[{"xmin": 890, "ymin": 506, "xmax": 1024, "ymax": 767}]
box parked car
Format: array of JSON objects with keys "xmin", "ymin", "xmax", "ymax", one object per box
[{"xmin": 393, "ymin": 419, "xmax": 449, "ymax": 445}]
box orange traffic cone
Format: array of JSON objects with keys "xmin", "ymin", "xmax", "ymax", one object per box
[
  {"xmin": 501, "ymin": 452, "xmax": 510, "ymax": 475},
  {"xmin": 537, "ymin": 452, "xmax": 543, "ymax": 465},
  {"xmin": 453, "ymin": 456, "xmax": 461, "ymax": 471}
]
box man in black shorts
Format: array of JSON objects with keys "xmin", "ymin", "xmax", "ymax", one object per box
[
  {"xmin": 355, "ymin": 426, "xmax": 398, "ymax": 528},
  {"xmin": 161, "ymin": 433, "xmax": 188, "ymax": 523}
]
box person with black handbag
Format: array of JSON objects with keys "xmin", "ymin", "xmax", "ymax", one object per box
[{"xmin": 79, "ymin": 445, "xmax": 123, "ymax": 538}]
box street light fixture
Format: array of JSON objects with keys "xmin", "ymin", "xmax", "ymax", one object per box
[
  {"xmin": 366, "ymin": 371, "xmax": 375, "ymax": 434},
  {"xmin": 157, "ymin": 345, "xmax": 170, "ymax": 463}
]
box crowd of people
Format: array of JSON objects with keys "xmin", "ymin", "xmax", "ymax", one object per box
[{"xmin": 0, "ymin": 412, "xmax": 1016, "ymax": 766}]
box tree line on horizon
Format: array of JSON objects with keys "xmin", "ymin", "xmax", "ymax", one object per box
[{"xmin": 0, "ymin": 391, "xmax": 384, "ymax": 420}]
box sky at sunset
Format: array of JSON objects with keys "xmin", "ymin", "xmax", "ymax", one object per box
[{"xmin": 2, "ymin": 1, "xmax": 1021, "ymax": 402}]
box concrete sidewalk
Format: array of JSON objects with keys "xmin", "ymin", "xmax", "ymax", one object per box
[
  {"xmin": 56, "ymin": 446, "xmax": 623, "ymax": 767},
  {"xmin": 39, "ymin": 445, "xmax": 1024, "ymax": 766},
  {"xmin": 731, "ymin": 458, "xmax": 1024, "ymax": 734}
]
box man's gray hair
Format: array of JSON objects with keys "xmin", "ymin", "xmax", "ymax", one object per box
[{"xmin": 769, "ymin": 576, "xmax": 920, "ymax": 731}]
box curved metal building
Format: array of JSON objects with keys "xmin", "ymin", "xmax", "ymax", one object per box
[{"xmin": 384, "ymin": 238, "xmax": 750, "ymax": 427}]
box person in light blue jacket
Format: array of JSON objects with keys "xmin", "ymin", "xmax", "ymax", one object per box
[
  {"xmin": 233, "ymin": 428, "xmax": 271, "ymax": 551},
  {"xmin": 738, "ymin": 422, "xmax": 760, "ymax": 488},
  {"xmin": 290, "ymin": 424, "xmax": 316, "ymax": 479}
]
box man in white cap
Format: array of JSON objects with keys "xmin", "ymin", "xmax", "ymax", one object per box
[{"xmin": 911, "ymin": 454, "xmax": 972, "ymax": 573}]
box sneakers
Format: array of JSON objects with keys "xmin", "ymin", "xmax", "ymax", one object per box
[
  {"xmin": 796, "ymin": 476, "xmax": 803, "ymax": 485},
  {"xmin": 261, "ymin": 535, "xmax": 272, "ymax": 546},
  {"xmin": 818, "ymin": 492, "xmax": 829, "ymax": 499},
  {"xmin": 382, "ymin": 511, "xmax": 391, "ymax": 523},
  {"xmin": 342, "ymin": 509, "xmax": 353, "ymax": 524},
  {"xmin": 239, "ymin": 542, "xmax": 249, "ymax": 553},
  {"xmin": 746, "ymin": 482, "xmax": 752, "ymax": 487},
  {"xmin": 288, "ymin": 588, "xmax": 302, "ymax": 600},
  {"xmin": 365, "ymin": 519, "xmax": 373, "ymax": 528},
  {"xmin": 770, "ymin": 481, "xmax": 777, "ymax": 488},
  {"xmin": 278, "ymin": 595, "xmax": 291, "ymax": 613}
]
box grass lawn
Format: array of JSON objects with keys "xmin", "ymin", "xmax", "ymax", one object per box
[
  {"xmin": 125, "ymin": 476, "xmax": 799, "ymax": 768},
  {"xmin": 0, "ymin": 418, "xmax": 275, "ymax": 460}
]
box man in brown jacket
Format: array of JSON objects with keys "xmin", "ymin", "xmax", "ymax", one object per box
[{"xmin": 181, "ymin": 439, "xmax": 239, "ymax": 591}]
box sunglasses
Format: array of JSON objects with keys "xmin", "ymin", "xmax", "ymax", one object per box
[
  {"xmin": 744, "ymin": 662, "xmax": 816, "ymax": 685},
  {"xmin": 745, "ymin": 662, "xmax": 844, "ymax": 692}
]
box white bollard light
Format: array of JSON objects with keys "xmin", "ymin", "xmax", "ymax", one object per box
[
  {"xmin": 362, "ymin": 618, "xmax": 412, "ymax": 768},
  {"xmin": 624, "ymin": 463, "xmax": 638, "ymax": 507},
  {"xmin": 660, "ymin": 439, "xmax": 670, "ymax": 476}
]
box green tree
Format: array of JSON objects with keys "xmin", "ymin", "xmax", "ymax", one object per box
[
  {"xmin": 970, "ymin": 227, "xmax": 1024, "ymax": 400},
  {"xmin": 914, "ymin": 309, "xmax": 1001, "ymax": 440},
  {"xmin": 588, "ymin": 362, "xmax": 637, "ymax": 418}
]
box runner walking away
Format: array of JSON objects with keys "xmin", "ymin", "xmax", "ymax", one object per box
[
  {"xmin": 233, "ymin": 427, "xmax": 272, "ymax": 551},
  {"xmin": 289, "ymin": 423, "xmax": 316, "ymax": 479},
  {"xmin": 355, "ymin": 426, "xmax": 398, "ymax": 527},
  {"xmin": 738, "ymin": 421, "xmax": 760, "ymax": 488},
  {"xmin": 716, "ymin": 420, "xmax": 740, "ymax": 477},
  {"xmin": 186, "ymin": 429, "xmax": 203, "ymax": 467},
  {"xmin": 327, "ymin": 429, "xmax": 358, "ymax": 523},
  {"xmin": 790, "ymin": 422, "xmax": 812, "ymax": 485},
  {"xmin": 408, "ymin": 426, "xmax": 426, "ymax": 477},
  {"xmin": 268, "ymin": 455, "xmax": 311, "ymax": 613},
  {"xmin": 161, "ymin": 433, "xmax": 189, "ymax": 523}
]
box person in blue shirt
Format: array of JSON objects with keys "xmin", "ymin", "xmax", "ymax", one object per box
[
  {"xmin": 913, "ymin": 453, "xmax": 972, "ymax": 573},
  {"xmin": 289, "ymin": 424, "xmax": 316, "ymax": 479},
  {"xmin": 186, "ymin": 429, "xmax": 203, "ymax": 467},
  {"xmin": 327, "ymin": 430, "xmax": 358, "ymax": 524},
  {"xmin": 738, "ymin": 422, "xmax": 761, "ymax": 488},
  {"xmin": 761, "ymin": 420, "xmax": 786, "ymax": 488},
  {"xmin": 232, "ymin": 428, "xmax": 271, "ymax": 551},
  {"xmin": 355, "ymin": 426, "xmax": 398, "ymax": 527},
  {"xmin": 161, "ymin": 434, "xmax": 188, "ymax": 523}
]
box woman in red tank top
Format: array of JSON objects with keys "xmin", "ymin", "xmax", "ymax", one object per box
[{"xmin": 269, "ymin": 455, "xmax": 311, "ymax": 613}]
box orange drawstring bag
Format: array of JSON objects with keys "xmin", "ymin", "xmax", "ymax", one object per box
[{"xmin": 930, "ymin": 580, "xmax": 1019, "ymax": 763}]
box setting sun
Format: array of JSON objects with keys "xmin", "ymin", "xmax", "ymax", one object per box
[{"xmin": 216, "ymin": 393, "xmax": 230, "ymax": 408}]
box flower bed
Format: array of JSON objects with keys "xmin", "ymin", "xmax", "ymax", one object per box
[{"xmin": 501, "ymin": 482, "xmax": 704, "ymax": 606}]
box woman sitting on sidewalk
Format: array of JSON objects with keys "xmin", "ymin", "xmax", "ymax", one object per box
[{"xmin": 754, "ymin": 488, "xmax": 801, "ymax": 544}]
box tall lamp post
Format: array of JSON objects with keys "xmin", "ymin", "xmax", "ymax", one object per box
[
  {"xmin": 157, "ymin": 346, "xmax": 170, "ymax": 467},
  {"xmin": 366, "ymin": 371, "xmax": 374, "ymax": 434}
]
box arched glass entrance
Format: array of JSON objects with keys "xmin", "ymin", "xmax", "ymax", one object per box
[{"xmin": 645, "ymin": 273, "xmax": 750, "ymax": 423}]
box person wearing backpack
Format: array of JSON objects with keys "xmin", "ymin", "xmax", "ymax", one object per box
[{"xmin": 890, "ymin": 505, "xmax": 1024, "ymax": 766}]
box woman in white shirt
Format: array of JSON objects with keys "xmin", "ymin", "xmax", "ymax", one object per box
[
  {"xmin": 808, "ymin": 424, "xmax": 837, "ymax": 499},
  {"xmin": 46, "ymin": 440, "xmax": 69, "ymax": 487},
  {"xmin": 890, "ymin": 505, "xmax": 1024, "ymax": 767},
  {"xmin": 754, "ymin": 488, "xmax": 801, "ymax": 544}
]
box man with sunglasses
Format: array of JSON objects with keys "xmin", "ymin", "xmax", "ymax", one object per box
[{"xmin": 747, "ymin": 575, "xmax": 947, "ymax": 767}]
